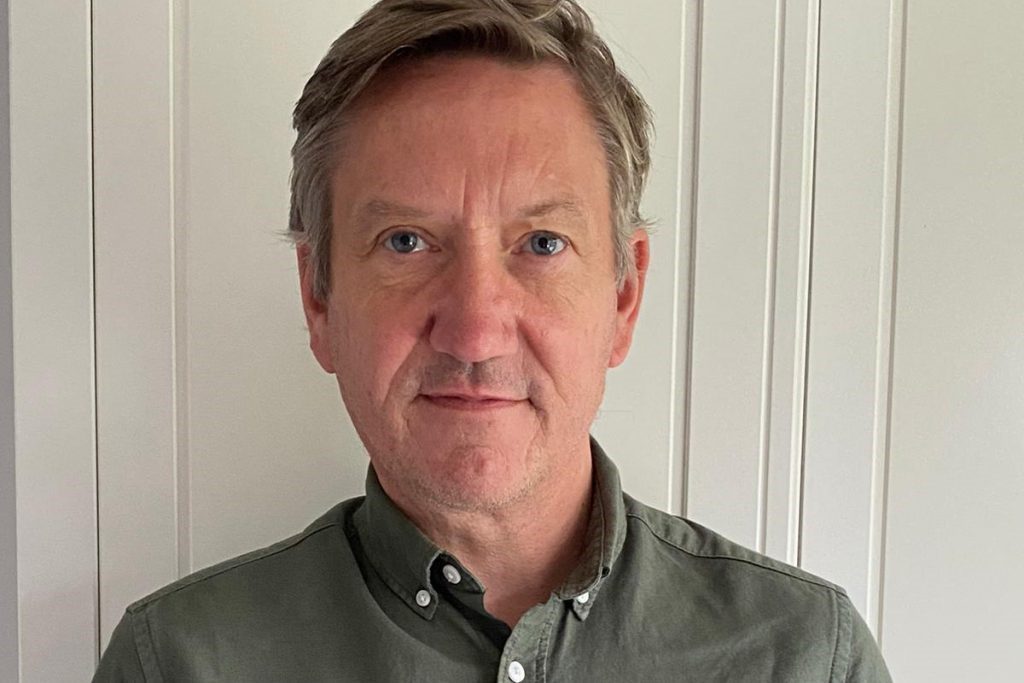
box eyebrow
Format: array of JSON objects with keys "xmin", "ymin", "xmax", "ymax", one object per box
[
  {"xmin": 518, "ymin": 197, "xmax": 588, "ymax": 221},
  {"xmin": 355, "ymin": 199, "xmax": 432, "ymax": 223},
  {"xmin": 352, "ymin": 195, "xmax": 588, "ymax": 225}
]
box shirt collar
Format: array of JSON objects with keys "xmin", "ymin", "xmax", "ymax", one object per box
[
  {"xmin": 353, "ymin": 436, "xmax": 627, "ymax": 622},
  {"xmin": 354, "ymin": 467, "xmax": 444, "ymax": 619},
  {"xmin": 555, "ymin": 437, "xmax": 627, "ymax": 620}
]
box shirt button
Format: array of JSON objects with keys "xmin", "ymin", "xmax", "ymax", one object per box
[
  {"xmin": 442, "ymin": 564, "xmax": 462, "ymax": 585},
  {"xmin": 507, "ymin": 660, "xmax": 526, "ymax": 682},
  {"xmin": 415, "ymin": 589, "xmax": 431, "ymax": 607},
  {"xmin": 575, "ymin": 591, "xmax": 590, "ymax": 604}
]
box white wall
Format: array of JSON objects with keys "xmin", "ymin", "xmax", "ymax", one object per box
[
  {"xmin": 881, "ymin": 2, "xmax": 1024, "ymax": 678},
  {"xmin": 8, "ymin": 1, "xmax": 98, "ymax": 681},
  {"xmin": 5, "ymin": 1, "xmax": 1023, "ymax": 681},
  {"xmin": 0, "ymin": 2, "xmax": 19, "ymax": 680}
]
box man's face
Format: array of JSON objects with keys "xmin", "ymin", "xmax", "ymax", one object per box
[{"xmin": 299, "ymin": 55, "xmax": 647, "ymax": 512}]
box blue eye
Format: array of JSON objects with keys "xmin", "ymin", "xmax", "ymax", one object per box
[
  {"xmin": 384, "ymin": 231, "xmax": 425, "ymax": 254},
  {"xmin": 528, "ymin": 232, "xmax": 566, "ymax": 256}
]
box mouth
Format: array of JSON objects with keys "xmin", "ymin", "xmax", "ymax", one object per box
[{"xmin": 420, "ymin": 393, "xmax": 527, "ymax": 412}]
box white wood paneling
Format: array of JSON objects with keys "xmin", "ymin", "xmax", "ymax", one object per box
[
  {"xmin": 93, "ymin": 0, "xmax": 180, "ymax": 647},
  {"xmin": 183, "ymin": 0, "xmax": 375, "ymax": 572},
  {"xmin": 800, "ymin": 0, "xmax": 895, "ymax": 617},
  {"xmin": 0, "ymin": 2, "xmax": 17, "ymax": 680},
  {"xmin": 584, "ymin": 0, "xmax": 687, "ymax": 514},
  {"xmin": 686, "ymin": 0, "xmax": 780, "ymax": 550},
  {"xmin": 7, "ymin": 0, "xmax": 1021, "ymax": 679},
  {"xmin": 763, "ymin": 0, "xmax": 820, "ymax": 566},
  {"xmin": 866, "ymin": 0, "xmax": 908, "ymax": 638},
  {"xmin": 676, "ymin": 0, "xmax": 704, "ymax": 519},
  {"xmin": 9, "ymin": 0, "xmax": 98, "ymax": 679},
  {"xmin": 882, "ymin": 0, "xmax": 1024, "ymax": 678}
]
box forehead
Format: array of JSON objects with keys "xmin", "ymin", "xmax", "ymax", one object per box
[{"xmin": 331, "ymin": 55, "xmax": 610, "ymax": 217}]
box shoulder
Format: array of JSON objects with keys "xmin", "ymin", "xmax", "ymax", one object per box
[
  {"xmin": 619, "ymin": 495, "xmax": 890, "ymax": 681},
  {"xmin": 623, "ymin": 494, "xmax": 843, "ymax": 595},
  {"xmin": 126, "ymin": 497, "xmax": 363, "ymax": 616},
  {"xmin": 96, "ymin": 498, "xmax": 371, "ymax": 680}
]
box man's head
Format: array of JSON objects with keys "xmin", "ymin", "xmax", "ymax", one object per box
[
  {"xmin": 290, "ymin": 0, "xmax": 653, "ymax": 302},
  {"xmin": 293, "ymin": 0, "xmax": 653, "ymax": 513}
]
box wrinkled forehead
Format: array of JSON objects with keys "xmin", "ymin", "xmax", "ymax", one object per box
[
  {"xmin": 329, "ymin": 55, "xmax": 611, "ymax": 217},
  {"xmin": 344, "ymin": 53, "xmax": 596, "ymax": 140}
]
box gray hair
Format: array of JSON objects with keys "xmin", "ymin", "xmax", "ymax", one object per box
[{"xmin": 289, "ymin": 0, "xmax": 654, "ymax": 302}]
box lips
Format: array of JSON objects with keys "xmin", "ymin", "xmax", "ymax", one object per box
[{"xmin": 420, "ymin": 391, "xmax": 526, "ymax": 411}]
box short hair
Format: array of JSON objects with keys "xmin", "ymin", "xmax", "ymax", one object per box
[{"xmin": 289, "ymin": 0, "xmax": 654, "ymax": 302}]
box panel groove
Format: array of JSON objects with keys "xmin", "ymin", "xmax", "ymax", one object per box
[
  {"xmin": 0, "ymin": 4, "xmax": 17, "ymax": 677},
  {"xmin": 789, "ymin": 0, "xmax": 822, "ymax": 568},
  {"xmin": 171, "ymin": 0, "xmax": 193, "ymax": 579},
  {"xmin": 679, "ymin": 0, "xmax": 704, "ymax": 519},
  {"xmin": 756, "ymin": 0, "xmax": 788, "ymax": 555},
  {"xmin": 87, "ymin": 0, "xmax": 101, "ymax": 662},
  {"xmin": 867, "ymin": 0, "xmax": 909, "ymax": 644},
  {"xmin": 667, "ymin": 0, "xmax": 692, "ymax": 515}
]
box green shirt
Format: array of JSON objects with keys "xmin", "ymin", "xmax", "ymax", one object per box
[{"xmin": 94, "ymin": 440, "xmax": 891, "ymax": 682}]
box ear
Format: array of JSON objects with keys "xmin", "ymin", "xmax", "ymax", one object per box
[
  {"xmin": 608, "ymin": 229, "xmax": 650, "ymax": 368},
  {"xmin": 297, "ymin": 243, "xmax": 336, "ymax": 373}
]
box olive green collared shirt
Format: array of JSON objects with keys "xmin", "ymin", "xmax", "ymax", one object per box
[{"xmin": 94, "ymin": 441, "xmax": 891, "ymax": 682}]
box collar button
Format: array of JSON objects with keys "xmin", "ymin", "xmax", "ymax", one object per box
[{"xmin": 442, "ymin": 564, "xmax": 462, "ymax": 585}]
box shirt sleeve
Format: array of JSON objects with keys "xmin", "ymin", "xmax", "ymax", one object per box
[
  {"xmin": 844, "ymin": 601, "xmax": 892, "ymax": 683},
  {"xmin": 92, "ymin": 611, "xmax": 148, "ymax": 683}
]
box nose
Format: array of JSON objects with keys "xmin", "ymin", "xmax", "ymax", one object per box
[{"xmin": 427, "ymin": 250, "xmax": 519, "ymax": 364}]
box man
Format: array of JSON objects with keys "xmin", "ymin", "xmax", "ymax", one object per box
[{"xmin": 96, "ymin": 0, "xmax": 891, "ymax": 680}]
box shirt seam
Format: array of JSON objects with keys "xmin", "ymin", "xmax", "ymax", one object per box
[
  {"xmin": 830, "ymin": 589, "xmax": 854, "ymax": 682},
  {"xmin": 130, "ymin": 606, "xmax": 161, "ymax": 682},
  {"xmin": 626, "ymin": 512, "xmax": 845, "ymax": 595},
  {"xmin": 126, "ymin": 520, "xmax": 344, "ymax": 612},
  {"xmin": 829, "ymin": 587, "xmax": 841, "ymax": 682}
]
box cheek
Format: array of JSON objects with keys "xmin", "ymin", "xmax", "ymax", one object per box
[
  {"xmin": 526, "ymin": 282, "xmax": 618, "ymax": 398},
  {"xmin": 330, "ymin": 294, "xmax": 423, "ymax": 403}
]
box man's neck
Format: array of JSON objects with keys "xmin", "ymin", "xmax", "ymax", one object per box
[{"xmin": 380, "ymin": 448, "xmax": 594, "ymax": 627}]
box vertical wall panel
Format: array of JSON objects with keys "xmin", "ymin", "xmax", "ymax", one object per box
[
  {"xmin": 585, "ymin": 0, "xmax": 687, "ymax": 514},
  {"xmin": 172, "ymin": 0, "xmax": 192, "ymax": 583},
  {"xmin": 686, "ymin": 0, "xmax": 779, "ymax": 549},
  {"xmin": 763, "ymin": 0, "xmax": 819, "ymax": 564},
  {"xmin": 10, "ymin": 0, "xmax": 98, "ymax": 678},
  {"xmin": 676, "ymin": 0, "xmax": 703, "ymax": 517},
  {"xmin": 93, "ymin": 0, "xmax": 179, "ymax": 647},
  {"xmin": 865, "ymin": 0, "xmax": 907, "ymax": 637},
  {"xmin": 184, "ymin": 1, "xmax": 376, "ymax": 570},
  {"xmin": 800, "ymin": 0, "xmax": 892, "ymax": 617},
  {"xmin": 883, "ymin": 1, "xmax": 1024, "ymax": 678},
  {"xmin": 0, "ymin": 1, "xmax": 18, "ymax": 679}
]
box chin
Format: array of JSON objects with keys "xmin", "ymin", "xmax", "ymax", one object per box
[{"xmin": 410, "ymin": 442, "xmax": 538, "ymax": 511}]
